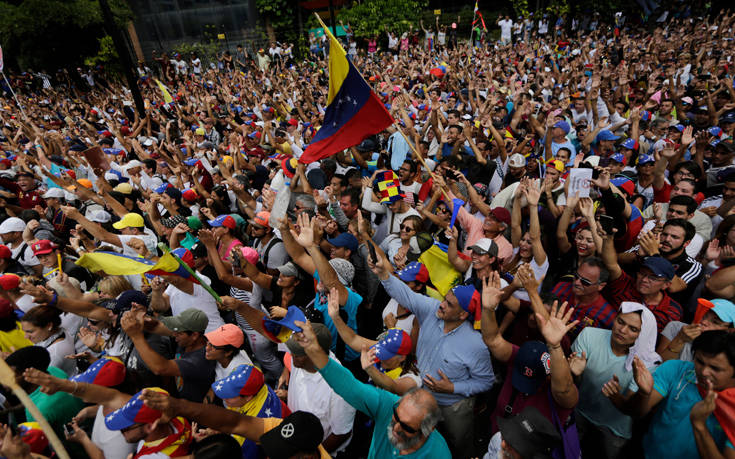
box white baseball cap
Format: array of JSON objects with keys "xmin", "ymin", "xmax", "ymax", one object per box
[
  {"xmin": 42, "ymin": 188, "xmax": 66, "ymax": 199},
  {"xmin": 87, "ymin": 209, "xmax": 112, "ymax": 223},
  {"xmin": 0, "ymin": 217, "xmax": 26, "ymax": 234},
  {"xmin": 509, "ymin": 153, "xmax": 527, "ymax": 168}
]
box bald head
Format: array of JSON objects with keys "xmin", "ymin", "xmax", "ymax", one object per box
[{"xmin": 400, "ymin": 388, "xmax": 441, "ymax": 436}]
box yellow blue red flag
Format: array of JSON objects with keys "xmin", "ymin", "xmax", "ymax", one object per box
[
  {"xmin": 299, "ymin": 16, "xmax": 394, "ymax": 164},
  {"xmin": 75, "ymin": 251, "xmax": 196, "ymax": 282}
]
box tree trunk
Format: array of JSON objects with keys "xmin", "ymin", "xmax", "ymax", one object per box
[{"xmin": 265, "ymin": 16, "xmax": 276, "ymax": 43}]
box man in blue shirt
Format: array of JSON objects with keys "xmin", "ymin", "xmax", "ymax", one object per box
[
  {"xmin": 618, "ymin": 330, "xmax": 735, "ymax": 458},
  {"xmin": 370, "ymin": 250, "xmax": 495, "ymax": 457}
]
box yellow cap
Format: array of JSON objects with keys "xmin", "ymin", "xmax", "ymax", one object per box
[
  {"xmin": 113, "ymin": 183, "xmax": 133, "ymax": 194},
  {"xmin": 112, "ymin": 213, "xmax": 144, "ymax": 229},
  {"xmin": 195, "ymin": 127, "xmax": 206, "ymax": 136}
]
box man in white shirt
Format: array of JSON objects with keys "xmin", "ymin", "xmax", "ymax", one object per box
[
  {"xmin": 283, "ymin": 323, "xmax": 355, "ymax": 456},
  {"xmin": 150, "ymin": 269, "xmax": 224, "ymax": 334},
  {"xmin": 497, "ymin": 15, "xmax": 513, "ymax": 45},
  {"xmin": 0, "ymin": 217, "xmax": 41, "ymax": 275}
]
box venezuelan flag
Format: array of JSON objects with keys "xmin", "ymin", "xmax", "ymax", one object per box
[
  {"xmin": 154, "ymin": 79, "xmax": 174, "ymax": 105},
  {"xmin": 299, "ymin": 16, "xmax": 393, "ymax": 164},
  {"xmin": 75, "ymin": 251, "xmax": 196, "ymax": 282},
  {"xmin": 418, "ymin": 242, "xmax": 462, "ymax": 296}
]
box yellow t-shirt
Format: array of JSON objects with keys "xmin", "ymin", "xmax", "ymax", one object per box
[
  {"xmin": 260, "ymin": 418, "xmax": 330, "ymax": 458},
  {"xmin": 0, "ymin": 322, "xmax": 32, "ymax": 353}
]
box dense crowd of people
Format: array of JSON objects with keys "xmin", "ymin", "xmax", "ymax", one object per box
[{"xmin": 0, "ymin": 5, "xmax": 734, "ymax": 459}]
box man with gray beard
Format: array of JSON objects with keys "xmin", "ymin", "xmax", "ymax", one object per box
[{"xmin": 292, "ymin": 319, "xmax": 451, "ymax": 458}]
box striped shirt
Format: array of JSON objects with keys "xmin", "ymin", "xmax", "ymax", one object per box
[
  {"xmin": 603, "ymin": 271, "xmax": 682, "ymax": 333},
  {"xmin": 552, "ymin": 281, "xmax": 618, "ymax": 339}
]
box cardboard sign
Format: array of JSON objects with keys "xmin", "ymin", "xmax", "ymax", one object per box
[
  {"xmin": 434, "ymin": 9, "xmax": 441, "ymax": 15},
  {"xmin": 82, "ymin": 146, "xmax": 110, "ymax": 173},
  {"xmin": 217, "ymin": 34, "xmax": 225, "ymax": 40},
  {"xmin": 567, "ymin": 168, "xmax": 592, "ymax": 198}
]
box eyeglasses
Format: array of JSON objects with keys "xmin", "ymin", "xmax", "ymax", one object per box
[
  {"xmin": 392, "ymin": 402, "xmax": 418, "ymax": 434},
  {"xmin": 400, "ymin": 225, "xmax": 415, "ymax": 232},
  {"xmin": 437, "ymin": 207, "xmax": 449, "ymax": 214},
  {"xmin": 573, "ymin": 272, "xmax": 597, "ymax": 286}
]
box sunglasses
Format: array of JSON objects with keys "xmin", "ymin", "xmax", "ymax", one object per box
[
  {"xmin": 400, "ymin": 224, "xmax": 415, "ymax": 232},
  {"xmin": 573, "ymin": 272, "xmax": 596, "ymax": 286},
  {"xmin": 392, "ymin": 402, "xmax": 418, "ymax": 434},
  {"xmin": 437, "ymin": 207, "xmax": 449, "ymax": 214}
]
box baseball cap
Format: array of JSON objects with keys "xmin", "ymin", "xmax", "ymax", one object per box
[
  {"xmin": 0, "ymin": 245, "xmax": 11, "ymax": 259},
  {"xmin": 70, "ymin": 356, "xmax": 126, "ymax": 387},
  {"xmin": 159, "ymin": 308, "xmax": 209, "ymax": 333},
  {"xmin": 282, "ymin": 157, "xmax": 299, "ymax": 179},
  {"xmin": 0, "ymin": 273, "xmax": 20, "ymax": 291},
  {"xmin": 17, "ymin": 422, "xmax": 48, "ymax": 454},
  {"xmin": 327, "ymin": 233, "xmax": 358, "ymax": 253},
  {"xmin": 610, "ymin": 176, "xmax": 635, "ymax": 195},
  {"xmin": 511, "ymin": 341, "xmax": 551, "ymax": 394},
  {"xmin": 107, "ymin": 290, "xmax": 149, "ymax": 316},
  {"xmin": 187, "ymin": 216, "xmax": 203, "ymax": 231},
  {"xmin": 286, "ymin": 322, "xmax": 331, "ymax": 356},
  {"xmin": 112, "ymin": 213, "xmax": 145, "ymax": 229},
  {"xmin": 709, "ymin": 299, "xmax": 735, "ymax": 324},
  {"xmin": 329, "ymin": 258, "xmax": 355, "ymax": 286},
  {"xmin": 720, "ymin": 111, "xmax": 735, "ymax": 124},
  {"xmin": 553, "ymin": 120, "xmax": 570, "ymax": 134},
  {"xmin": 451, "ymin": 284, "xmax": 483, "ymax": 328},
  {"xmin": 497, "ymin": 406, "xmax": 561, "ymax": 459},
  {"xmin": 490, "ymin": 207, "xmax": 511, "ymax": 226},
  {"xmin": 182, "ymin": 189, "xmax": 198, "ymax": 201},
  {"xmin": 373, "ymin": 328, "xmax": 412, "ymax": 361},
  {"xmin": 87, "ymin": 208, "xmax": 112, "ymax": 223},
  {"xmin": 195, "ymin": 127, "xmax": 206, "ymax": 136},
  {"xmin": 206, "ymin": 324, "xmax": 245, "ymax": 348},
  {"xmin": 239, "ymin": 247, "xmax": 259, "ymax": 265},
  {"xmin": 468, "ymin": 238, "xmax": 499, "ymax": 257},
  {"xmin": 277, "ymin": 261, "xmax": 301, "ymax": 279},
  {"xmin": 641, "ymin": 256, "xmax": 675, "ymax": 281},
  {"xmin": 396, "ymin": 262, "xmax": 430, "ymax": 284},
  {"xmin": 164, "ymin": 187, "xmax": 182, "ymax": 201},
  {"xmin": 125, "ymin": 160, "xmax": 143, "ymax": 170},
  {"xmin": 104, "ymin": 387, "xmax": 168, "ymax": 431},
  {"xmin": 112, "ymin": 183, "xmax": 133, "ymax": 194},
  {"xmin": 0, "ymin": 298, "xmax": 14, "ymax": 319},
  {"xmin": 263, "ymin": 306, "xmax": 307, "ymax": 343},
  {"xmin": 596, "ymin": 129, "xmax": 620, "ymax": 142},
  {"xmin": 30, "ymin": 240, "xmax": 56, "ymax": 256},
  {"xmin": 637, "ymin": 154, "xmax": 655, "ymax": 165},
  {"xmin": 681, "ymin": 96, "xmax": 694, "ymax": 105},
  {"xmin": 249, "ymin": 211, "xmax": 270, "ymax": 228},
  {"xmin": 546, "ymin": 159, "xmax": 564, "ymax": 172},
  {"xmin": 259, "ymin": 411, "xmax": 324, "ymax": 458},
  {"xmin": 0, "ymin": 217, "xmax": 26, "ymax": 234},
  {"xmin": 508, "ymin": 153, "xmax": 527, "ymax": 168},
  {"xmin": 171, "ymin": 247, "xmax": 195, "ymax": 269},
  {"xmin": 609, "ymin": 153, "xmax": 627, "ymax": 165},
  {"xmin": 669, "ymin": 123, "xmax": 685, "ymax": 132},
  {"xmin": 208, "ymin": 215, "xmax": 237, "ymax": 230},
  {"xmin": 41, "ymin": 188, "xmax": 65, "ymax": 199},
  {"xmin": 620, "ymin": 138, "xmax": 639, "ymax": 151},
  {"xmin": 211, "ymin": 364, "xmax": 264, "ymax": 399}
]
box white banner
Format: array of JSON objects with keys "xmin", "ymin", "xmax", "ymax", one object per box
[{"xmin": 567, "ymin": 168, "xmax": 593, "ymax": 198}]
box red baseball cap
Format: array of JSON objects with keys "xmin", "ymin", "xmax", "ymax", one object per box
[
  {"xmin": 490, "ymin": 207, "xmax": 511, "ymax": 226},
  {"xmin": 0, "ymin": 245, "xmax": 11, "ymax": 259},
  {"xmin": 181, "ymin": 189, "xmax": 198, "ymax": 202},
  {"xmin": 31, "ymin": 240, "xmax": 57, "ymax": 256},
  {"xmin": 0, "ymin": 274, "xmax": 21, "ymax": 291}
]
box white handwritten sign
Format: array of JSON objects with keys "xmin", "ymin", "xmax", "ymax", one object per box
[{"xmin": 567, "ymin": 168, "xmax": 593, "ymax": 198}]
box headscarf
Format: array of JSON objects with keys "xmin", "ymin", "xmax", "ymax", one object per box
[{"xmin": 621, "ymin": 302, "xmax": 661, "ymax": 371}]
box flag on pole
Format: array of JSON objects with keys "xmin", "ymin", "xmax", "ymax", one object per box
[
  {"xmin": 299, "ymin": 15, "xmax": 394, "ymax": 164},
  {"xmin": 75, "ymin": 251, "xmax": 197, "ymax": 283},
  {"xmin": 154, "ymin": 79, "xmax": 174, "ymax": 105},
  {"xmin": 473, "ymin": 0, "xmax": 478, "ymax": 14}
]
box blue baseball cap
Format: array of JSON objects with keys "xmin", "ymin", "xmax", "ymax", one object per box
[
  {"xmin": 211, "ymin": 364, "xmax": 265, "ymax": 399},
  {"xmin": 396, "ymin": 262, "xmax": 430, "ymax": 283},
  {"xmin": 511, "ymin": 341, "xmax": 551, "ymax": 394},
  {"xmin": 710, "ymin": 299, "xmax": 735, "ymax": 324},
  {"xmin": 620, "ymin": 138, "xmax": 639, "ymax": 151},
  {"xmin": 610, "ymin": 153, "xmax": 627, "ymax": 164},
  {"xmin": 183, "ymin": 158, "xmax": 200, "ymax": 166},
  {"xmin": 373, "ymin": 328, "xmax": 412, "ymax": 361},
  {"xmin": 153, "ymin": 183, "xmax": 171, "ymax": 194},
  {"xmin": 104, "ymin": 388, "xmax": 168, "ymax": 431},
  {"xmin": 637, "ymin": 154, "xmax": 655, "ymax": 165},
  {"xmin": 262, "ymin": 306, "xmax": 306, "ymax": 343},
  {"xmin": 553, "ymin": 120, "xmax": 570, "ymax": 134},
  {"xmin": 597, "ymin": 129, "xmax": 620, "ymax": 142},
  {"xmin": 327, "ymin": 233, "xmax": 358, "ymax": 253},
  {"xmin": 641, "ymin": 256, "xmax": 675, "ymax": 281},
  {"xmin": 669, "ymin": 124, "xmax": 685, "ymax": 132}
]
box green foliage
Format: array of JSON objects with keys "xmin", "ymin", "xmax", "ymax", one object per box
[
  {"xmin": 171, "ymin": 42, "xmax": 221, "ymax": 67},
  {"xmin": 0, "ymin": 0, "xmax": 132, "ymax": 70},
  {"xmin": 331, "ymin": 0, "xmax": 429, "ymax": 38},
  {"xmin": 545, "ymin": 0, "xmax": 571, "ymax": 16},
  {"xmin": 83, "ymin": 35, "xmax": 121, "ymax": 73},
  {"xmin": 513, "ymin": 0, "xmax": 530, "ymax": 18}
]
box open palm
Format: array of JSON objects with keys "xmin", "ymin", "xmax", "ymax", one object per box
[{"xmin": 537, "ymin": 301, "xmax": 578, "ymax": 347}]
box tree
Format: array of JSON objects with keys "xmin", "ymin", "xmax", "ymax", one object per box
[
  {"xmin": 0, "ymin": 0, "xmax": 132, "ymax": 70},
  {"xmin": 334, "ymin": 0, "xmax": 429, "ymax": 38},
  {"xmin": 255, "ymin": 0, "xmax": 295, "ymax": 44}
]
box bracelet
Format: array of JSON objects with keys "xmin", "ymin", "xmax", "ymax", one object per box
[
  {"xmin": 547, "ymin": 343, "xmax": 562, "ymax": 350},
  {"xmin": 666, "ymin": 344, "xmax": 683, "ymax": 354},
  {"xmin": 49, "ymin": 292, "xmax": 58, "ymax": 308}
]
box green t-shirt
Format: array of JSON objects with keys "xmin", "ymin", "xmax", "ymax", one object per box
[{"xmin": 27, "ymin": 366, "xmax": 85, "ymax": 431}]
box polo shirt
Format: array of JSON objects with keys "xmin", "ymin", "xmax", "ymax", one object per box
[
  {"xmin": 602, "ymin": 271, "xmax": 682, "ymax": 333},
  {"xmin": 312, "ymin": 270, "xmax": 362, "ymax": 362},
  {"xmin": 643, "ymin": 360, "xmax": 728, "ymax": 458},
  {"xmin": 552, "ymin": 281, "xmax": 617, "ymax": 338}
]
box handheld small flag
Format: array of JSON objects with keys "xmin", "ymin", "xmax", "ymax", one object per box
[
  {"xmin": 299, "ymin": 14, "xmax": 393, "ymax": 164},
  {"xmin": 154, "ymin": 79, "xmax": 174, "ymax": 105},
  {"xmin": 450, "ymin": 198, "xmax": 464, "ymax": 228},
  {"xmin": 262, "ymin": 306, "xmax": 306, "ymax": 343}
]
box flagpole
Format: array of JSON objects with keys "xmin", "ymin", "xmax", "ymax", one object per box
[
  {"xmin": 393, "ymin": 124, "xmax": 451, "ymax": 199},
  {"xmin": 157, "ymin": 243, "xmax": 222, "ymax": 305},
  {"xmin": 2, "ymin": 72, "xmax": 27, "ymax": 120}
]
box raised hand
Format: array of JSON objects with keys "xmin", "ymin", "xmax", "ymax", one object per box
[
  {"xmin": 536, "ymin": 301, "xmax": 578, "ymax": 347},
  {"xmin": 632, "ymin": 355, "xmax": 654, "ymax": 395},
  {"xmin": 290, "ymin": 212, "xmax": 315, "ymax": 248},
  {"xmin": 568, "ymin": 351, "xmax": 587, "ymax": 377},
  {"xmin": 690, "ymin": 380, "xmax": 717, "ymax": 427},
  {"xmin": 360, "ymin": 344, "xmax": 378, "ymax": 370},
  {"xmin": 481, "ymin": 271, "xmax": 503, "ymax": 311},
  {"xmin": 326, "ymin": 286, "xmax": 340, "ymax": 318}
]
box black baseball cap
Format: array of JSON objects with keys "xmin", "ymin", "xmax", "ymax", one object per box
[
  {"xmin": 497, "ymin": 406, "xmax": 561, "ymax": 458},
  {"xmin": 259, "ymin": 411, "xmax": 324, "ymax": 458}
]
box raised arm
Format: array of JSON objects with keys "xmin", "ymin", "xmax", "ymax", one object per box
[
  {"xmin": 480, "ymin": 273, "xmax": 513, "ymax": 363},
  {"xmin": 23, "ymin": 368, "xmax": 129, "ymax": 411},
  {"xmin": 326, "ymin": 287, "xmax": 375, "ymax": 352},
  {"xmin": 536, "ymin": 302, "xmax": 579, "ymax": 409},
  {"xmin": 60, "ymin": 206, "xmax": 122, "ymax": 248}
]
